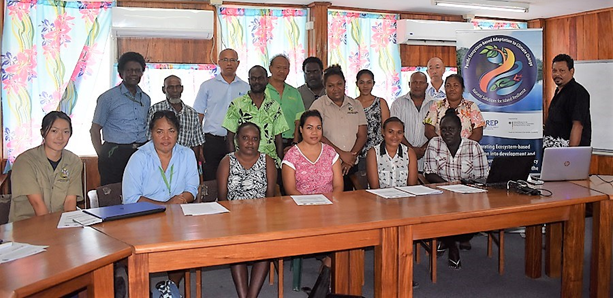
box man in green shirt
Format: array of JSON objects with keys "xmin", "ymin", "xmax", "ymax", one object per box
[
  {"xmin": 265, "ymin": 54, "xmax": 304, "ymax": 148},
  {"xmin": 223, "ymin": 65, "xmax": 289, "ymax": 167}
]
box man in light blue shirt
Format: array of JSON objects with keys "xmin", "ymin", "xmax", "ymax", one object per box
[
  {"xmin": 91, "ymin": 52, "xmax": 151, "ymax": 186},
  {"xmin": 194, "ymin": 48, "xmax": 249, "ymax": 180}
]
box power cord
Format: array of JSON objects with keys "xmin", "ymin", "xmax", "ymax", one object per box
[
  {"xmin": 595, "ymin": 175, "xmax": 613, "ymax": 184},
  {"xmin": 506, "ymin": 180, "xmax": 552, "ymax": 197}
]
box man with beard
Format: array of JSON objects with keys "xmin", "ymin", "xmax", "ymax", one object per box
[
  {"xmin": 543, "ymin": 54, "xmax": 591, "ymax": 147},
  {"xmin": 194, "ymin": 48, "xmax": 249, "ymax": 180},
  {"xmin": 223, "ymin": 65, "xmax": 288, "ymax": 167},
  {"xmin": 298, "ymin": 56, "xmax": 325, "ymax": 109},
  {"xmin": 147, "ymin": 75, "xmax": 205, "ymax": 162},
  {"xmin": 91, "ymin": 52, "xmax": 151, "ymax": 185}
]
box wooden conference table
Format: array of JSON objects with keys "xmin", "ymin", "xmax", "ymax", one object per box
[
  {"xmin": 570, "ymin": 175, "xmax": 613, "ymax": 298},
  {"xmin": 92, "ymin": 181, "xmax": 607, "ymax": 298},
  {"xmin": 0, "ymin": 212, "xmax": 132, "ymax": 297}
]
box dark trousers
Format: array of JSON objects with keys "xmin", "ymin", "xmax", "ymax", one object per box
[
  {"xmin": 98, "ymin": 142, "xmax": 139, "ymax": 186},
  {"xmin": 202, "ymin": 134, "xmax": 229, "ymax": 181}
]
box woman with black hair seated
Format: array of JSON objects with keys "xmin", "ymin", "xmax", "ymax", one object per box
[
  {"xmin": 423, "ymin": 108, "xmax": 489, "ymax": 269},
  {"xmin": 9, "ymin": 111, "xmax": 83, "ymax": 222}
]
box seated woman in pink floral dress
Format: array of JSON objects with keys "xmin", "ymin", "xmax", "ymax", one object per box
[{"xmin": 282, "ymin": 110, "xmax": 344, "ymax": 195}]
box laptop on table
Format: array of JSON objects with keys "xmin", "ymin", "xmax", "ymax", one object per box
[
  {"xmin": 465, "ymin": 155, "xmax": 535, "ymax": 188},
  {"xmin": 531, "ymin": 147, "xmax": 592, "ymax": 181},
  {"xmin": 84, "ymin": 202, "xmax": 166, "ymax": 222}
]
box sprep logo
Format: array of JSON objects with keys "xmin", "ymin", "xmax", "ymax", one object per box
[
  {"xmin": 486, "ymin": 119, "xmax": 499, "ymax": 127},
  {"xmin": 463, "ymin": 35, "xmax": 537, "ymax": 106}
]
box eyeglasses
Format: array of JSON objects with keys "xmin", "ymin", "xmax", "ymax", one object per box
[{"xmin": 219, "ymin": 58, "xmax": 239, "ymax": 63}]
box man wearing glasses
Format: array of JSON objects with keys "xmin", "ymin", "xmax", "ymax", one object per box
[{"xmin": 194, "ymin": 48, "xmax": 249, "ymax": 181}]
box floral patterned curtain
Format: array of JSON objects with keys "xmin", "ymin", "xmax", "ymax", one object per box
[
  {"xmin": 2, "ymin": 0, "xmax": 113, "ymax": 162},
  {"xmin": 327, "ymin": 10, "xmax": 402, "ymax": 102},
  {"xmin": 472, "ymin": 19, "xmax": 527, "ymax": 29},
  {"xmin": 218, "ymin": 6, "xmax": 307, "ymax": 86}
]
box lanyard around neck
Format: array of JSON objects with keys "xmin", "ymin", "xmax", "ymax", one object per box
[{"xmin": 158, "ymin": 164, "xmax": 174, "ymax": 196}]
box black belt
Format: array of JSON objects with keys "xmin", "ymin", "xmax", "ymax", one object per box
[
  {"xmin": 107, "ymin": 142, "xmax": 144, "ymax": 149},
  {"xmin": 205, "ymin": 133, "xmax": 226, "ymax": 140}
]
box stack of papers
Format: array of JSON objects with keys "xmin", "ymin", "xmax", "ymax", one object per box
[
  {"xmin": 291, "ymin": 194, "xmax": 333, "ymax": 205},
  {"xmin": 438, "ymin": 184, "xmax": 487, "ymax": 194},
  {"xmin": 0, "ymin": 242, "xmax": 48, "ymax": 264},
  {"xmin": 366, "ymin": 188, "xmax": 415, "ymax": 198},
  {"xmin": 57, "ymin": 210, "xmax": 102, "ymax": 228},
  {"xmin": 366, "ymin": 185, "xmax": 444, "ymax": 199},
  {"xmin": 181, "ymin": 202, "xmax": 230, "ymax": 216},
  {"xmin": 396, "ymin": 185, "xmax": 444, "ymax": 196}
]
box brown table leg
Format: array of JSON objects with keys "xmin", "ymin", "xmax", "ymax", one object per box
[
  {"xmin": 128, "ymin": 254, "xmax": 150, "ymax": 298},
  {"xmin": 375, "ymin": 227, "xmax": 399, "ymax": 298},
  {"xmin": 398, "ymin": 226, "xmax": 413, "ymax": 298},
  {"xmin": 349, "ymin": 249, "xmax": 364, "ymax": 295},
  {"xmin": 561, "ymin": 203, "xmax": 586, "ymax": 297},
  {"xmin": 590, "ymin": 200, "xmax": 612, "ymax": 298},
  {"xmin": 545, "ymin": 222, "xmax": 563, "ymax": 278},
  {"xmin": 525, "ymin": 225, "xmax": 542, "ymax": 278},
  {"xmin": 332, "ymin": 250, "xmax": 350, "ymax": 294},
  {"xmin": 88, "ymin": 263, "xmax": 114, "ymax": 297}
]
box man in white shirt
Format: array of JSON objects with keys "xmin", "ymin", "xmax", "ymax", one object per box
[
  {"xmin": 193, "ymin": 48, "xmax": 249, "ymax": 180},
  {"xmin": 425, "ymin": 57, "xmax": 446, "ymax": 102},
  {"xmin": 390, "ymin": 71, "xmax": 432, "ymax": 171}
]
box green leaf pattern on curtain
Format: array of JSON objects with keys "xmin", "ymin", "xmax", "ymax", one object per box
[
  {"xmin": 2, "ymin": 0, "xmax": 113, "ymax": 162},
  {"xmin": 328, "ymin": 10, "xmax": 402, "ymax": 103}
]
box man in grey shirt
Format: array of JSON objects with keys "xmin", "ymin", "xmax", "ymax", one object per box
[
  {"xmin": 297, "ymin": 57, "xmax": 325, "ymax": 109},
  {"xmin": 390, "ymin": 71, "xmax": 432, "ymax": 171}
]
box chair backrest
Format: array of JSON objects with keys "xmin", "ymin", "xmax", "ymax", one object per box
[
  {"xmin": 87, "ymin": 190, "xmax": 99, "ymax": 208},
  {"xmin": 0, "ymin": 194, "xmax": 11, "ymax": 225},
  {"xmin": 350, "ymin": 170, "xmax": 369, "ymax": 190},
  {"xmin": 196, "ymin": 180, "xmax": 218, "ymax": 203},
  {"xmin": 96, "ymin": 183, "xmax": 123, "ymax": 207}
]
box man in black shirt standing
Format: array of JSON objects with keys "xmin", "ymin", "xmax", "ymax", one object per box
[{"xmin": 543, "ymin": 54, "xmax": 591, "ymax": 147}]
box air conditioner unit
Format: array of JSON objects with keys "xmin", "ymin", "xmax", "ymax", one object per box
[
  {"xmin": 397, "ymin": 19, "xmax": 474, "ymax": 46},
  {"xmin": 112, "ymin": 7, "xmax": 214, "ymax": 40}
]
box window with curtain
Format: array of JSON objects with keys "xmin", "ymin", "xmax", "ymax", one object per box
[
  {"xmin": 472, "ymin": 19, "xmax": 528, "ymax": 29},
  {"xmin": 111, "ymin": 63, "xmax": 218, "ymax": 108},
  {"xmin": 327, "ymin": 10, "xmax": 402, "ymax": 102},
  {"xmin": 2, "ymin": 0, "xmax": 114, "ymax": 162},
  {"xmin": 218, "ymin": 6, "xmax": 308, "ymax": 86}
]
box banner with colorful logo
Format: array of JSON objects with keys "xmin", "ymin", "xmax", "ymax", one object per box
[{"xmin": 457, "ymin": 29, "xmax": 543, "ymax": 171}]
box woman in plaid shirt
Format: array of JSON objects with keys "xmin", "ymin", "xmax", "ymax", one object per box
[{"xmin": 424, "ymin": 108, "xmax": 489, "ymax": 269}]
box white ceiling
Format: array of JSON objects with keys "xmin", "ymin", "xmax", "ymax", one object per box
[{"xmin": 229, "ymin": 0, "xmax": 612, "ymax": 20}]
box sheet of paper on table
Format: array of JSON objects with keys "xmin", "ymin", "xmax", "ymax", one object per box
[
  {"xmin": 291, "ymin": 194, "xmax": 333, "ymax": 205},
  {"xmin": 366, "ymin": 188, "xmax": 415, "ymax": 199},
  {"xmin": 57, "ymin": 210, "xmax": 103, "ymax": 228},
  {"xmin": 437, "ymin": 184, "xmax": 487, "ymax": 194},
  {"xmin": 396, "ymin": 185, "xmax": 444, "ymax": 195},
  {"xmin": 181, "ymin": 202, "xmax": 230, "ymax": 216},
  {"xmin": 0, "ymin": 242, "xmax": 48, "ymax": 264}
]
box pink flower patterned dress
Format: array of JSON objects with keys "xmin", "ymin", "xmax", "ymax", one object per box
[{"xmin": 282, "ymin": 143, "xmax": 339, "ymax": 194}]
